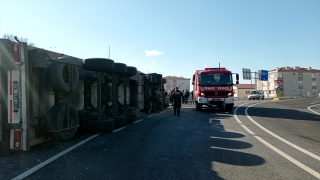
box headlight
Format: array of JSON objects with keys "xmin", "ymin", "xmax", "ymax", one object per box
[
  {"xmin": 201, "ymin": 93, "xmax": 205, "ymax": 96},
  {"xmin": 228, "ymin": 92, "xmax": 232, "ymax": 96}
]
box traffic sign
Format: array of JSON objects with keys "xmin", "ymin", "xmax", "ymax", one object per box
[
  {"xmin": 242, "ymin": 68, "xmax": 251, "ymax": 80},
  {"xmin": 277, "ymin": 80, "xmax": 281, "ymax": 84},
  {"xmin": 259, "ymin": 70, "xmax": 268, "ymax": 81},
  {"xmin": 276, "ymin": 87, "xmax": 281, "ymax": 91}
]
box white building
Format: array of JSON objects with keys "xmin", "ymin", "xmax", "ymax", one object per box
[
  {"xmin": 163, "ymin": 76, "xmax": 191, "ymax": 93},
  {"xmin": 256, "ymin": 66, "xmax": 320, "ymax": 97}
]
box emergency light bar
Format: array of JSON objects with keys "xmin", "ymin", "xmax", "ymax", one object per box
[{"xmin": 204, "ymin": 67, "xmax": 227, "ymax": 71}]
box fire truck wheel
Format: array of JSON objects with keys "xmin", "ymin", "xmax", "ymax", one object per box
[
  {"xmin": 46, "ymin": 103, "xmax": 79, "ymax": 141},
  {"xmin": 113, "ymin": 63, "xmax": 127, "ymax": 74},
  {"xmin": 85, "ymin": 119, "xmax": 115, "ymax": 133},
  {"xmin": 225, "ymin": 105, "xmax": 234, "ymax": 112},
  {"xmin": 196, "ymin": 102, "xmax": 202, "ymax": 111},
  {"xmin": 112, "ymin": 115, "xmax": 127, "ymax": 128},
  {"xmin": 49, "ymin": 62, "xmax": 79, "ymax": 93},
  {"xmin": 83, "ymin": 58, "xmax": 114, "ymax": 71},
  {"xmin": 126, "ymin": 66, "xmax": 137, "ymax": 76},
  {"xmin": 125, "ymin": 112, "xmax": 137, "ymax": 123}
]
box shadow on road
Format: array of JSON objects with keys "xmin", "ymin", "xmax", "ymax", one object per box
[{"xmin": 244, "ymin": 106, "xmax": 320, "ymax": 122}]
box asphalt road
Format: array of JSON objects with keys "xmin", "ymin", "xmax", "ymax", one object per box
[{"xmin": 1, "ymin": 98, "xmax": 320, "ymax": 180}]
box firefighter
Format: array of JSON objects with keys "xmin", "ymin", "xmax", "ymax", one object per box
[
  {"xmin": 171, "ymin": 87, "xmax": 184, "ymax": 116},
  {"xmin": 169, "ymin": 87, "xmax": 176, "ymax": 106}
]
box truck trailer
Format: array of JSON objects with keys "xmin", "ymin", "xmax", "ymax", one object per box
[{"xmin": 0, "ymin": 38, "xmax": 167, "ymax": 154}]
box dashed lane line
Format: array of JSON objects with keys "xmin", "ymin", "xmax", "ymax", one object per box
[
  {"xmin": 112, "ymin": 126, "xmax": 126, "ymax": 132},
  {"xmin": 245, "ymin": 103, "xmax": 320, "ymax": 162},
  {"xmin": 234, "ymin": 104, "xmax": 320, "ymax": 179},
  {"xmin": 133, "ymin": 119, "xmax": 143, "ymax": 123}
]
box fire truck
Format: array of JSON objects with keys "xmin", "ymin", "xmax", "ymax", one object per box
[
  {"xmin": 0, "ymin": 38, "xmax": 167, "ymax": 154},
  {"xmin": 192, "ymin": 67, "xmax": 239, "ymax": 112}
]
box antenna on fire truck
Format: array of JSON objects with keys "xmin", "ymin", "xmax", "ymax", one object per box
[{"xmin": 108, "ymin": 46, "xmax": 110, "ymax": 58}]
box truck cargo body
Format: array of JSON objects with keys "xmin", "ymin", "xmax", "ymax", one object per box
[{"xmin": 0, "ymin": 39, "xmax": 166, "ymax": 154}]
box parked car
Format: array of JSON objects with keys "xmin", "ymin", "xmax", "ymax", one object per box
[{"xmin": 248, "ymin": 90, "xmax": 264, "ymax": 100}]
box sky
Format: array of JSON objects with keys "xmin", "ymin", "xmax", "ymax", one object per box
[{"xmin": 1, "ymin": 0, "xmax": 319, "ymax": 87}]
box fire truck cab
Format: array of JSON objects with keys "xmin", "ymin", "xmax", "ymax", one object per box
[{"xmin": 192, "ymin": 67, "xmax": 239, "ymax": 112}]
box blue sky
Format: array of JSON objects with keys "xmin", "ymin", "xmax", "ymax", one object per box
[{"xmin": 1, "ymin": 0, "xmax": 319, "ymax": 86}]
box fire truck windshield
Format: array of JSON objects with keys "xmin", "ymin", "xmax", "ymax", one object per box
[{"xmin": 199, "ymin": 73, "xmax": 233, "ymax": 85}]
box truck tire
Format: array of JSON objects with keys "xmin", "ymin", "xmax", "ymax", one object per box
[
  {"xmin": 49, "ymin": 62, "xmax": 79, "ymax": 93},
  {"xmin": 126, "ymin": 66, "xmax": 137, "ymax": 76},
  {"xmin": 225, "ymin": 104, "xmax": 233, "ymax": 112},
  {"xmin": 196, "ymin": 102, "xmax": 202, "ymax": 111},
  {"xmin": 85, "ymin": 119, "xmax": 115, "ymax": 133},
  {"xmin": 83, "ymin": 58, "xmax": 114, "ymax": 71},
  {"xmin": 112, "ymin": 115, "xmax": 127, "ymax": 128},
  {"xmin": 114, "ymin": 63, "xmax": 127, "ymax": 74},
  {"xmin": 46, "ymin": 103, "xmax": 79, "ymax": 141},
  {"xmin": 125, "ymin": 112, "xmax": 137, "ymax": 123}
]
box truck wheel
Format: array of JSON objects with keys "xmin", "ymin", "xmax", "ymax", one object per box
[
  {"xmin": 114, "ymin": 63, "xmax": 127, "ymax": 74},
  {"xmin": 46, "ymin": 103, "xmax": 79, "ymax": 141},
  {"xmin": 83, "ymin": 58, "xmax": 114, "ymax": 71},
  {"xmin": 112, "ymin": 115, "xmax": 127, "ymax": 128},
  {"xmin": 126, "ymin": 112, "xmax": 137, "ymax": 123},
  {"xmin": 85, "ymin": 119, "xmax": 115, "ymax": 133},
  {"xmin": 225, "ymin": 104, "xmax": 234, "ymax": 112},
  {"xmin": 196, "ymin": 102, "xmax": 202, "ymax": 111},
  {"xmin": 49, "ymin": 62, "xmax": 79, "ymax": 93},
  {"xmin": 126, "ymin": 66, "xmax": 137, "ymax": 76}
]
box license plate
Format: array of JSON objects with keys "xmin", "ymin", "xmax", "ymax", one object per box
[{"xmin": 212, "ymin": 98, "xmax": 223, "ymax": 101}]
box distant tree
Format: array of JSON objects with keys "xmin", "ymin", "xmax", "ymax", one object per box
[{"xmin": 3, "ymin": 33, "xmax": 35, "ymax": 46}]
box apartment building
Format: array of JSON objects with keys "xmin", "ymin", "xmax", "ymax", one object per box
[
  {"xmin": 256, "ymin": 66, "xmax": 320, "ymax": 97},
  {"xmin": 163, "ymin": 76, "xmax": 191, "ymax": 93}
]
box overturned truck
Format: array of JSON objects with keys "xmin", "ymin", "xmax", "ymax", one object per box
[{"xmin": 0, "ymin": 39, "xmax": 167, "ymax": 154}]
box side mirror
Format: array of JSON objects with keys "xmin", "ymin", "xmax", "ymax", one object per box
[
  {"xmin": 236, "ymin": 80, "xmax": 239, "ymax": 84},
  {"xmin": 236, "ymin": 74, "xmax": 239, "ymax": 80}
]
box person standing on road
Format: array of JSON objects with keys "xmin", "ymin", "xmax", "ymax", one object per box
[
  {"xmin": 190, "ymin": 90, "xmax": 194, "ymax": 104},
  {"xmin": 183, "ymin": 89, "xmax": 190, "ymax": 104},
  {"xmin": 170, "ymin": 88, "xmax": 176, "ymax": 106},
  {"xmin": 172, "ymin": 87, "xmax": 184, "ymax": 116}
]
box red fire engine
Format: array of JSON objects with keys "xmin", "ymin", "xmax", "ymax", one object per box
[{"xmin": 192, "ymin": 67, "xmax": 239, "ymax": 112}]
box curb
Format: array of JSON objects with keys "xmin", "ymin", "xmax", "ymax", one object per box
[{"xmin": 273, "ymin": 97, "xmax": 286, "ymax": 100}]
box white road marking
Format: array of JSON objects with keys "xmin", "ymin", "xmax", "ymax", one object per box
[
  {"xmin": 254, "ymin": 136, "xmax": 320, "ymax": 179},
  {"xmin": 12, "ymin": 134, "xmax": 101, "ymax": 180},
  {"xmin": 112, "ymin": 126, "xmax": 126, "ymax": 132},
  {"xmin": 307, "ymin": 104, "xmax": 320, "ymax": 115},
  {"xmin": 148, "ymin": 115, "xmax": 154, "ymax": 118},
  {"xmin": 234, "ymin": 104, "xmax": 320, "ymax": 179},
  {"xmin": 245, "ymin": 103, "xmax": 320, "ymax": 161},
  {"xmin": 133, "ymin": 119, "xmax": 143, "ymax": 123},
  {"xmin": 241, "ymin": 125, "xmax": 255, "ymax": 135}
]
